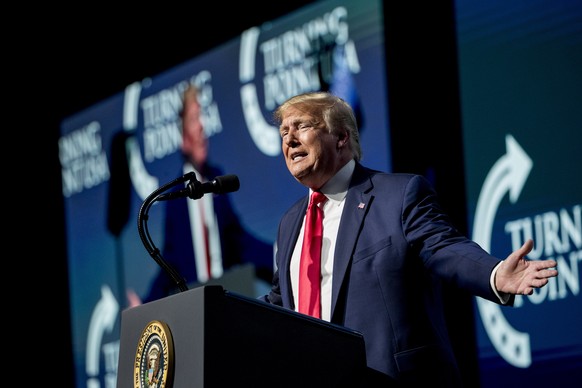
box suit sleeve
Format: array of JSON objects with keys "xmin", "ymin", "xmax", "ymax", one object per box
[{"xmin": 402, "ymin": 175, "xmax": 503, "ymax": 302}]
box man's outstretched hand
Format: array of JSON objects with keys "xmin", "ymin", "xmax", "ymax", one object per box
[{"xmin": 495, "ymin": 239, "xmax": 558, "ymax": 295}]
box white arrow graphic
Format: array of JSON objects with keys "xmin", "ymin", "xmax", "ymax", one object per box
[
  {"xmin": 473, "ymin": 134, "xmax": 533, "ymax": 368},
  {"xmin": 85, "ymin": 285, "xmax": 119, "ymax": 387}
]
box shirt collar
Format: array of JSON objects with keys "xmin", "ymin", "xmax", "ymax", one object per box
[{"xmin": 311, "ymin": 159, "xmax": 355, "ymax": 202}]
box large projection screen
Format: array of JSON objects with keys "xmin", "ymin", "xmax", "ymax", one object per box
[
  {"xmin": 455, "ymin": 0, "xmax": 582, "ymax": 386},
  {"xmin": 59, "ymin": 0, "xmax": 390, "ymax": 386}
]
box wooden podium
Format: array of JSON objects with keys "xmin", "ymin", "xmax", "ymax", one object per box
[{"xmin": 117, "ymin": 285, "xmax": 368, "ymax": 387}]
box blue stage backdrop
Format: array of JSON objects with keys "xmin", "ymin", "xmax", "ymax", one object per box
[
  {"xmin": 455, "ymin": 0, "xmax": 582, "ymax": 386},
  {"xmin": 58, "ymin": 0, "xmax": 390, "ymax": 386}
]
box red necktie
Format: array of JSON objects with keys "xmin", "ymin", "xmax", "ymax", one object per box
[
  {"xmin": 298, "ymin": 191, "xmax": 327, "ymax": 318},
  {"xmin": 198, "ymin": 199, "xmax": 212, "ymax": 279}
]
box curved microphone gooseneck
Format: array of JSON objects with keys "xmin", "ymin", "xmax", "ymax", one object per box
[
  {"xmin": 137, "ymin": 172, "xmax": 196, "ymax": 293},
  {"xmin": 137, "ymin": 172, "xmax": 241, "ymax": 294}
]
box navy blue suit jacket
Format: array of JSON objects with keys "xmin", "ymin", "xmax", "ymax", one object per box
[{"xmin": 262, "ymin": 162, "xmax": 507, "ymax": 386}]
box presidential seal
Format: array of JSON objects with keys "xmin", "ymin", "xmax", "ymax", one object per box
[{"xmin": 134, "ymin": 320, "xmax": 174, "ymax": 388}]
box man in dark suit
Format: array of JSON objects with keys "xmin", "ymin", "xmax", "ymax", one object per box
[{"xmin": 260, "ymin": 91, "xmax": 558, "ymax": 386}]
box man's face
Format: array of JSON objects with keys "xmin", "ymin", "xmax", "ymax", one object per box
[
  {"xmin": 181, "ymin": 99, "xmax": 208, "ymax": 168},
  {"xmin": 279, "ymin": 106, "xmax": 341, "ymax": 189}
]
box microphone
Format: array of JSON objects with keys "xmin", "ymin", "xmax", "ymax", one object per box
[{"xmin": 157, "ymin": 174, "xmax": 240, "ymax": 201}]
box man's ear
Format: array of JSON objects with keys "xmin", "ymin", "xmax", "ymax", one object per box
[{"xmin": 337, "ymin": 131, "xmax": 349, "ymax": 148}]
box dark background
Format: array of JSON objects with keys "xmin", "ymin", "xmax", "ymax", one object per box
[{"xmin": 44, "ymin": 1, "xmax": 470, "ymax": 385}]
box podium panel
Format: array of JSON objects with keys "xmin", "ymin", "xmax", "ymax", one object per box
[{"xmin": 117, "ymin": 285, "xmax": 367, "ymax": 387}]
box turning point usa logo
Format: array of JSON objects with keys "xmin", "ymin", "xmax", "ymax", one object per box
[{"xmin": 472, "ymin": 134, "xmax": 581, "ymax": 368}]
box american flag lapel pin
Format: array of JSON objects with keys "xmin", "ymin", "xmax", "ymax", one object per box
[{"xmin": 358, "ymin": 202, "xmax": 365, "ymax": 209}]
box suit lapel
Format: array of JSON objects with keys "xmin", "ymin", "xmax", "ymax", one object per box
[
  {"xmin": 330, "ymin": 165, "xmax": 374, "ymax": 317},
  {"xmin": 278, "ymin": 197, "xmax": 308, "ymax": 308}
]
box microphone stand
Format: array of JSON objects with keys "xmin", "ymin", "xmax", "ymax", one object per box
[{"xmin": 137, "ymin": 171, "xmax": 198, "ymax": 293}]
